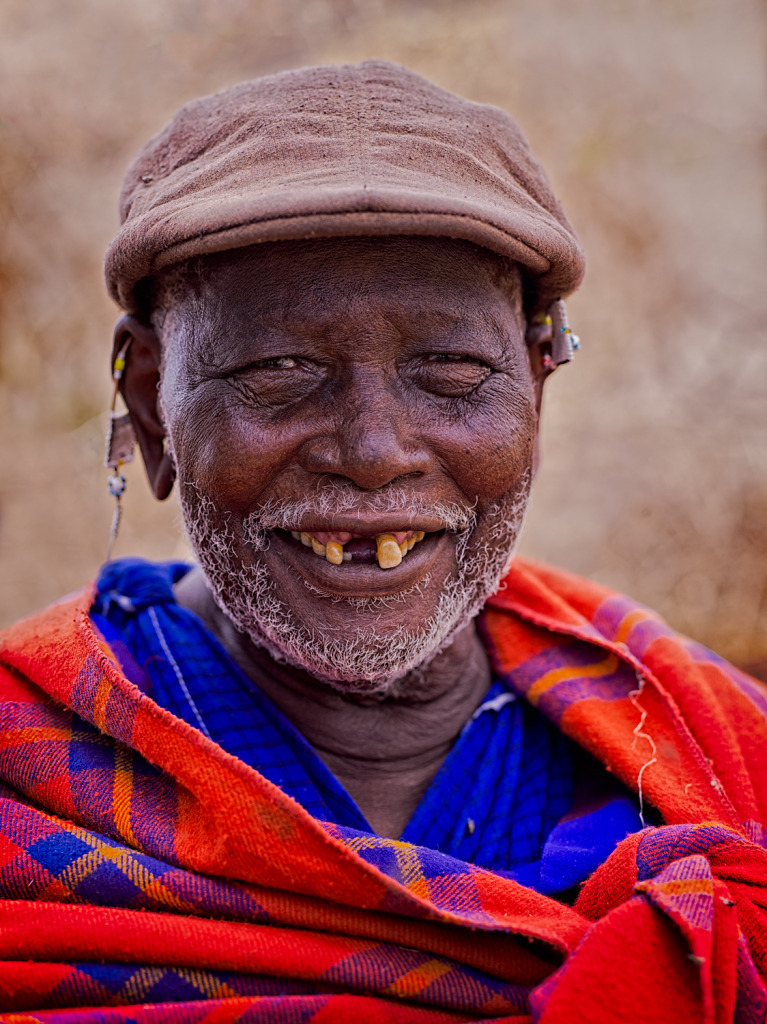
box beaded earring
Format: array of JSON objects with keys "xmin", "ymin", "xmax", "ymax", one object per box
[
  {"xmin": 105, "ymin": 339, "xmax": 136, "ymax": 560},
  {"xmin": 549, "ymin": 298, "xmax": 580, "ymax": 364},
  {"xmin": 530, "ymin": 299, "xmax": 581, "ymax": 373}
]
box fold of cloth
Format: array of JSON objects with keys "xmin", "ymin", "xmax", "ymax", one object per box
[
  {"xmin": 1, "ymin": 557, "xmax": 766, "ymax": 1022},
  {"xmin": 90, "ymin": 557, "xmax": 617, "ymax": 886}
]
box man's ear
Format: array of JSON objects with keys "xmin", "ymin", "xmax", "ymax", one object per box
[
  {"xmin": 112, "ymin": 315, "xmax": 175, "ymax": 500},
  {"xmin": 524, "ymin": 319, "xmax": 556, "ymax": 475}
]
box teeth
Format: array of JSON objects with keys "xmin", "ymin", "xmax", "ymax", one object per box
[
  {"xmin": 294, "ymin": 528, "xmax": 428, "ymax": 568},
  {"xmin": 325, "ymin": 541, "xmax": 344, "ymax": 565},
  {"xmin": 376, "ymin": 534, "xmax": 402, "ymax": 569}
]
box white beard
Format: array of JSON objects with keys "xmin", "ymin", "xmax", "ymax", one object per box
[{"xmin": 179, "ymin": 475, "xmax": 530, "ymax": 696}]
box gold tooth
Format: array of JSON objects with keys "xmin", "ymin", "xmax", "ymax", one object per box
[
  {"xmin": 415, "ymin": 531, "xmax": 425, "ymax": 542},
  {"xmin": 325, "ymin": 541, "xmax": 343, "ymax": 565},
  {"xmin": 300, "ymin": 532, "xmax": 313, "ymax": 547},
  {"xmin": 398, "ymin": 540, "xmax": 408, "ymax": 556},
  {"xmin": 376, "ymin": 533, "xmax": 402, "ymax": 569},
  {"xmin": 311, "ymin": 538, "xmax": 326, "ymax": 556}
]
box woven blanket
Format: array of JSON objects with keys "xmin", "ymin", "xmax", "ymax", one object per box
[
  {"xmin": 1, "ymin": 558, "xmax": 767, "ymax": 1022},
  {"xmin": 89, "ymin": 558, "xmax": 592, "ymax": 884}
]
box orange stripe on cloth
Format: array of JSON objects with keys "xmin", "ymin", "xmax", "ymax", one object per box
[
  {"xmin": 613, "ymin": 608, "xmax": 655, "ymax": 646},
  {"xmin": 526, "ymin": 652, "xmax": 620, "ymax": 705},
  {"xmin": 113, "ymin": 744, "xmax": 138, "ymax": 848},
  {"xmin": 637, "ymin": 876, "xmax": 714, "ymax": 899},
  {"xmin": 385, "ymin": 960, "xmax": 453, "ymax": 1000},
  {"xmin": 0, "ymin": 726, "xmax": 72, "ymax": 746}
]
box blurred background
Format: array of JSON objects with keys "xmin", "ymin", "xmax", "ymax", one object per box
[{"xmin": 1, "ymin": 0, "xmax": 765, "ymax": 676}]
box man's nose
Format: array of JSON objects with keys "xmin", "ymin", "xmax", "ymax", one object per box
[{"xmin": 301, "ymin": 383, "xmax": 432, "ymax": 490}]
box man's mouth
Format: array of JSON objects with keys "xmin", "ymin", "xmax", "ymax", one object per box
[{"xmin": 285, "ymin": 529, "xmax": 428, "ymax": 569}]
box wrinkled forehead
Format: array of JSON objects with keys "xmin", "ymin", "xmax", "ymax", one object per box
[{"xmin": 146, "ymin": 235, "xmax": 524, "ymax": 333}]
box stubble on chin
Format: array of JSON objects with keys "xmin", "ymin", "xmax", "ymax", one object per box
[{"xmin": 178, "ymin": 473, "xmax": 531, "ymax": 696}]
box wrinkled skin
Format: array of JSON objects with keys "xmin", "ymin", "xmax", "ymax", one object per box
[{"xmin": 116, "ymin": 236, "xmax": 548, "ymax": 837}]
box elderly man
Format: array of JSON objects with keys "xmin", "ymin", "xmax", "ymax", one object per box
[{"xmin": 1, "ymin": 62, "xmax": 766, "ymax": 1022}]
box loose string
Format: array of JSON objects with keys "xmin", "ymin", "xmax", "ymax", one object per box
[{"xmin": 105, "ymin": 339, "xmax": 134, "ymax": 561}]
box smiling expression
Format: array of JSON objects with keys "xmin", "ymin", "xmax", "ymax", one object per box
[{"xmin": 151, "ymin": 236, "xmax": 538, "ymax": 689}]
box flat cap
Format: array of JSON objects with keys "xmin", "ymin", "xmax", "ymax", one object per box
[{"xmin": 106, "ymin": 60, "xmax": 584, "ymax": 315}]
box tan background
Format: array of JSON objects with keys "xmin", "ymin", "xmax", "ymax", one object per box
[{"xmin": 1, "ymin": 0, "xmax": 765, "ymax": 673}]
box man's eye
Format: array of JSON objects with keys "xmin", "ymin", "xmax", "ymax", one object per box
[
  {"xmin": 257, "ymin": 356, "xmax": 298, "ymax": 369},
  {"xmin": 228, "ymin": 355, "xmax": 319, "ymax": 406},
  {"xmin": 414, "ymin": 354, "xmax": 492, "ymax": 396}
]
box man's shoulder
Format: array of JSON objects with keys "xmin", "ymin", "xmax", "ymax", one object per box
[
  {"xmin": 496, "ymin": 556, "xmax": 711, "ymax": 655},
  {"xmin": 495, "ymin": 557, "xmax": 617, "ymax": 626},
  {"xmin": 0, "ymin": 585, "xmax": 96, "ymax": 703},
  {"xmin": 1, "ymin": 584, "xmax": 92, "ymax": 647},
  {"xmin": 0, "ymin": 558, "xmax": 190, "ymax": 665},
  {"xmin": 491, "ymin": 556, "xmax": 767, "ymax": 709},
  {"xmin": 489, "ymin": 556, "xmax": 665, "ymax": 648}
]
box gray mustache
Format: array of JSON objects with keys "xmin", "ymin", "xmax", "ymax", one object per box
[{"xmin": 251, "ymin": 485, "xmax": 477, "ymax": 535}]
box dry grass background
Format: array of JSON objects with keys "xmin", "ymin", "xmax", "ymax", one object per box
[{"xmin": 0, "ymin": 0, "xmax": 765, "ymax": 673}]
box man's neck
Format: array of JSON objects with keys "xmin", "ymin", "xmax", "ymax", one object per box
[{"xmin": 175, "ymin": 566, "xmax": 492, "ymax": 838}]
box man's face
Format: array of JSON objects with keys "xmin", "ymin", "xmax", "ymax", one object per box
[{"xmin": 156, "ymin": 237, "xmax": 537, "ymax": 692}]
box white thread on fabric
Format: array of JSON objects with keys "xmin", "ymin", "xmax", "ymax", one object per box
[
  {"xmin": 628, "ymin": 671, "xmax": 658, "ymax": 828},
  {"xmin": 147, "ymin": 605, "xmax": 212, "ymax": 739},
  {"xmin": 460, "ymin": 691, "xmax": 517, "ymax": 738}
]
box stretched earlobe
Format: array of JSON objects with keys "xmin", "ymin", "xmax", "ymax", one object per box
[
  {"xmin": 152, "ymin": 447, "xmax": 176, "ymax": 501},
  {"xmin": 111, "ymin": 314, "xmax": 174, "ymax": 500},
  {"xmin": 525, "ymin": 314, "xmax": 555, "ymax": 418}
]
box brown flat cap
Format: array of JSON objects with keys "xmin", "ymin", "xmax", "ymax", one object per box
[{"xmin": 106, "ymin": 60, "xmax": 584, "ymax": 315}]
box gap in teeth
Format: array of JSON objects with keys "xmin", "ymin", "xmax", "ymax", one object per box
[{"xmin": 290, "ymin": 529, "xmax": 427, "ymax": 568}]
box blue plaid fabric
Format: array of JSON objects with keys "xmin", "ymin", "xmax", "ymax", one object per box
[{"xmin": 91, "ymin": 558, "xmax": 642, "ymax": 891}]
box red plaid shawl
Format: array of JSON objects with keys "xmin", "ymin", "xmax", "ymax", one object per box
[{"xmin": 1, "ymin": 558, "xmax": 766, "ymax": 1023}]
